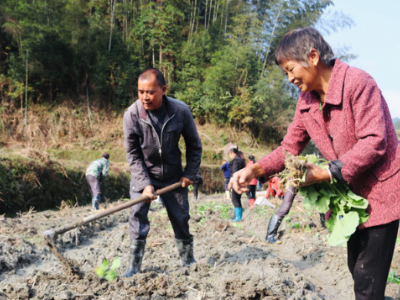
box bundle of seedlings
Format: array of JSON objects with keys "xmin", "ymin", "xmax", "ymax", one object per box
[{"xmin": 278, "ymin": 151, "xmax": 369, "ymax": 246}]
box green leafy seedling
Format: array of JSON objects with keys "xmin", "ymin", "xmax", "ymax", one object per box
[
  {"xmin": 95, "ymin": 258, "xmax": 121, "ymax": 281},
  {"xmin": 215, "ymin": 203, "xmax": 231, "ymax": 220},
  {"xmin": 232, "ymin": 223, "xmax": 242, "ymax": 230},
  {"xmin": 387, "ymin": 269, "xmax": 400, "ymax": 284},
  {"xmin": 291, "ymin": 223, "xmax": 301, "ymax": 229},
  {"xmin": 280, "ymin": 153, "xmax": 370, "ymax": 247}
]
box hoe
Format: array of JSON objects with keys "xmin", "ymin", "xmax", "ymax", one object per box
[{"xmin": 43, "ymin": 182, "xmax": 182, "ymax": 278}]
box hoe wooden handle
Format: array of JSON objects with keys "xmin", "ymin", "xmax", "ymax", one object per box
[{"xmin": 43, "ymin": 181, "xmax": 182, "ymax": 241}]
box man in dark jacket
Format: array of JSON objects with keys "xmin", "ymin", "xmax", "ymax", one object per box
[
  {"xmin": 122, "ymin": 68, "xmax": 202, "ymax": 277},
  {"xmin": 227, "ymin": 148, "xmax": 245, "ymax": 221}
]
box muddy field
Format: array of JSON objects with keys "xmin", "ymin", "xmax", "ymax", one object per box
[{"xmin": 1, "ymin": 192, "xmax": 400, "ymax": 300}]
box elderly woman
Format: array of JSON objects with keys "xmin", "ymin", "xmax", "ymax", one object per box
[{"xmin": 231, "ymin": 27, "xmax": 400, "ymax": 300}]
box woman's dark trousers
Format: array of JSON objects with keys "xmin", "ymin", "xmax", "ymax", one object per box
[{"xmin": 347, "ymin": 219, "xmax": 399, "ymax": 300}]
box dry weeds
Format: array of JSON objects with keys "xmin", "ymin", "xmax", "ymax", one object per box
[
  {"xmin": 278, "ymin": 150, "xmax": 307, "ymax": 192},
  {"xmin": 0, "ymin": 101, "xmax": 123, "ymax": 150}
]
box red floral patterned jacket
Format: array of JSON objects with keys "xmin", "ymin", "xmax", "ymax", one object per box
[{"xmin": 258, "ymin": 59, "xmax": 400, "ymax": 228}]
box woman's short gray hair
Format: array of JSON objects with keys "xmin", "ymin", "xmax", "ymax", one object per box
[{"xmin": 275, "ymin": 27, "xmax": 335, "ymax": 66}]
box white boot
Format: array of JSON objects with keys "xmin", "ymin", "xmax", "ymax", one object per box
[{"xmin": 225, "ymin": 191, "xmax": 230, "ymax": 200}]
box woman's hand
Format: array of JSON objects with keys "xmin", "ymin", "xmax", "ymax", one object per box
[
  {"xmin": 230, "ymin": 163, "xmax": 265, "ymax": 194},
  {"xmin": 300, "ymin": 162, "xmax": 331, "ymax": 187}
]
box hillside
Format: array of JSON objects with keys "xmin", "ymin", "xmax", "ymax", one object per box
[{"xmin": 0, "ymin": 103, "xmax": 279, "ymax": 215}]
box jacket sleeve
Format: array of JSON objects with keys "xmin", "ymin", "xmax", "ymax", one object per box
[
  {"xmin": 181, "ymin": 106, "xmax": 202, "ymax": 181},
  {"xmin": 339, "ymin": 74, "xmax": 388, "ymax": 183},
  {"xmin": 257, "ymin": 105, "xmax": 310, "ymax": 181},
  {"xmin": 123, "ymin": 108, "xmax": 152, "ymax": 191},
  {"xmin": 102, "ymin": 161, "xmax": 110, "ymax": 177}
]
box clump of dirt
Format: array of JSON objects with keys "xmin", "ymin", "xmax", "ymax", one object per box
[{"xmin": 1, "ymin": 193, "xmax": 400, "ymax": 299}]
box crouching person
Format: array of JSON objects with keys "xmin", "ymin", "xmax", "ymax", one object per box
[
  {"xmin": 85, "ymin": 152, "xmax": 110, "ymax": 210},
  {"xmin": 122, "ymin": 68, "xmax": 202, "ymax": 277}
]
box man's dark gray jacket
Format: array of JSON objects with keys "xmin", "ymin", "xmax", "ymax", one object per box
[{"xmin": 123, "ymin": 96, "xmax": 202, "ymax": 192}]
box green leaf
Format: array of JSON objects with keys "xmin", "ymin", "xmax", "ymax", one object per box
[
  {"xmin": 387, "ymin": 270, "xmax": 400, "ymax": 284},
  {"xmin": 325, "ymin": 216, "xmax": 335, "ymax": 232},
  {"xmin": 95, "ymin": 265, "xmax": 107, "ymax": 278},
  {"xmin": 347, "ymin": 190, "xmax": 365, "ymax": 201},
  {"xmin": 315, "ymin": 196, "xmax": 330, "ymax": 213},
  {"xmin": 327, "ymin": 211, "xmax": 359, "ymax": 246},
  {"xmin": 299, "ymin": 187, "xmax": 308, "ymax": 198},
  {"xmin": 110, "ymin": 258, "xmax": 121, "ymax": 271},
  {"xmin": 330, "ymin": 195, "xmax": 341, "ymax": 205},
  {"xmin": 291, "ymin": 223, "xmax": 301, "ymax": 229},
  {"xmin": 306, "ymin": 186, "xmax": 319, "ymax": 204},
  {"xmin": 319, "ymin": 188, "xmax": 331, "ymax": 197},
  {"xmin": 303, "ymin": 194, "xmax": 314, "ymax": 210},
  {"xmin": 346, "ymin": 197, "xmax": 369, "ymax": 209},
  {"xmin": 102, "ymin": 259, "xmax": 109, "ymax": 268},
  {"xmin": 105, "ymin": 270, "xmax": 117, "ymax": 282},
  {"xmin": 354, "ymin": 209, "xmax": 370, "ymax": 224},
  {"xmin": 305, "ymin": 155, "xmax": 319, "ymax": 164}
]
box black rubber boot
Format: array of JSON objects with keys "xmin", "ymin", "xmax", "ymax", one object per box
[
  {"xmin": 122, "ymin": 240, "xmax": 146, "ymax": 277},
  {"xmin": 319, "ymin": 213, "xmax": 326, "ymax": 228},
  {"xmin": 175, "ymin": 236, "xmax": 196, "ymax": 267},
  {"xmin": 266, "ymin": 215, "xmax": 283, "ymax": 244}
]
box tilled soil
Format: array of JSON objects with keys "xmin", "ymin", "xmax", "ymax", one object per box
[{"xmin": 1, "ymin": 193, "xmax": 400, "ymax": 300}]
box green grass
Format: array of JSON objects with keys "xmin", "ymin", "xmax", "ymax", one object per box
[
  {"xmin": 48, "ymin": 148, "xmax": 127, "ymax": 163},
  {"xmin": 255, "ymin": 206, "xmax": 269, "ymax": 217},
  {"xmin": 291, "ymin": 223, "xmax": 301, "ymax": 229},
  {"xmin": 387, "ymin": 269, "xmax": 400, "ymax": 284},
  {"xmin": 232, "ymin": 223, "xmax": 243, "ymax": 230},
  {"xmin": 214, "ymin": 203, "xmax": 232, "ymax": 220}
]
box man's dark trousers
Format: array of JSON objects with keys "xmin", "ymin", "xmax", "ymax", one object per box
[{"xmin": 128, "ymin": 179, "xmax": 191, "ymax": 241}]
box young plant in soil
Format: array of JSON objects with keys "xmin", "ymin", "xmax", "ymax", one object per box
[
  {"xmin": 387, "ymin": 269, "xmax": 400, "ymax": 284},
  {"xmin": 95, "ymin": 257, "xmax": 121, "ymax": 281},
  {"xmin": 278, "ymin": 151, "xmax": 369, "ymax": 247}
]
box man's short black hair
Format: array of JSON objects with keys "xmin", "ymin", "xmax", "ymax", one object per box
[
  {"xmin": 102, "ymin": 152, "xmax": 110, "ymax": 159},
  {"xmin": 138, "ymin": 68, "xmax": 166, "ymax": 87}
]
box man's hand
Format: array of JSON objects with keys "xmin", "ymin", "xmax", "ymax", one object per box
[
  {"xmin": 142, "ymin": 185, "xmax": 157, "ymax": 202},
  {"xmin": 299, "ymin": 163, "xmax": 330, "ymax": 187},
  {"xmin": 180, "ymin": 177, "xmax": 193, "ymax": 188},
  {"xmin": 231, "ymin": 163, "xmax": 265, "ymax": 194}
]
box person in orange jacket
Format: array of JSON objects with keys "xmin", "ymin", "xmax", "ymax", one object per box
[
  {"xmin": 265, "ymin": 176, "xmax": 284, "ymax": 199},
  {"xmin": 246, "ymin": 155, "xmax": 258, "ymax": 208}
]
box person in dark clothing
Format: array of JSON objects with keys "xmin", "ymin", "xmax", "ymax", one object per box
[
  {"xmin": 122, "ymin": 68, "xmax": 202, "ymax": 277},
  {"xmin": 266, "ymin": 185, "xmax": 329, "ymax": 244},
  {"xmin": 266, "ymin": 185, "xmax": 296, "ymax": 244},
  {"xmin": 192, "ymin": 172, "xmax": 203, "ymax": 200},
  {"xmin": 220, "ymin": 159, "xmax": 231, "ymax": 200},
  {"xmin": 227, "ymin": 148, "xmax": 245, "ymax": 221}
]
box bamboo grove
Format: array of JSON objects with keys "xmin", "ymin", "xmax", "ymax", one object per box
[{"xmin": 0, "ymin": 0, "xmax": 353, "ymax": 142}]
